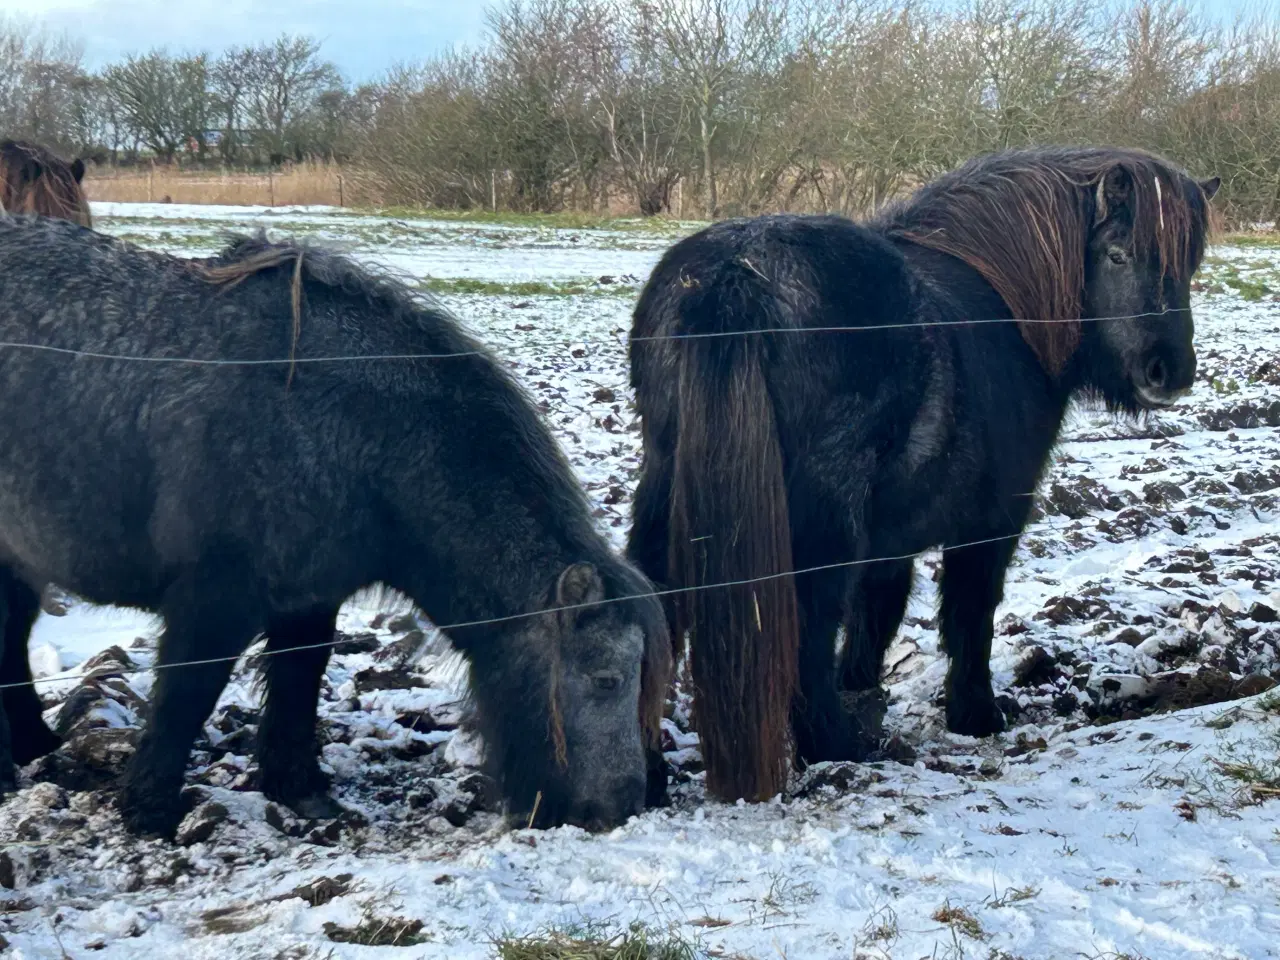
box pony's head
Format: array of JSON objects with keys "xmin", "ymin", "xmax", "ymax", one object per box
[
  {"xmin": 0, "ymin": 140, "xmax": 92, "ymax": 227},
  {"xmin": 468, "ymin": 559, "xmax": 672, "ymax": 832},
  {"xmin": 883, "ymin": 146, "xmax": 1219, "ymax": 414},
  {"xmin": 1074, "ymin": 159, "xmax": 1218, "ymax": 413}
]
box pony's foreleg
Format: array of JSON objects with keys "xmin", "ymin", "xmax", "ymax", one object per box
[
  {"xmin": 259, "ymin": 608, "xmax": 343, "ymax": 820},
  {"xmin": 0, "ymin": 571, "xmax": 61, "ymax": 768},
  {"xmin": 938, "ymin": 536, "xmax": 1016, "ymax": 737},
  {"xmin": 117, "ymin": 551, "xmax": 264, "ymax": 837},
  {"xmin": 837, "ymin": 558, "xmax": 914, "ymax": 745},
  {"xmin": 839, "ymin": 559, "xmax": 914, "ymax": 691}
]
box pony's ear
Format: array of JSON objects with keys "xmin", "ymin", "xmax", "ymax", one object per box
[
  {"xmin": 556, "ymin": 562, "xmax": 605, "ymax": 619},
  {"xmin": 1094, "ymin": 165, "xmax": 1133, "ymax": 224},
  {"xmin": 71, "ymin": 158, "xmax": 86, "ymax": 183},
  {"xmin": 1199, "ymin": 176, "xmax": 1221, "ymax": 200}
]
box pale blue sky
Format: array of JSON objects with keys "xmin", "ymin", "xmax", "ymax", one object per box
[
  {"xmin": 1, "ymin": 0, "xmax": 490, "ymax": 80},
  {"xmin": 0, "ymin": 0, "xmax": 1267, "ymax": 82}
]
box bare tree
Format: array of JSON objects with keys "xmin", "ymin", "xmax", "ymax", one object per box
[
  {"xmin": 210, "ymin": 46, "xmax": 257, "ymax": 163},
  {"xmin": 482, "ymin": 0, "xmax": 609, "ymax": 212},
  {"xmin": 102, "ymin": 51, "xmax": 209, "ymax": 161},
  {"xmin": 637, "ymin": 0, "xmax": 790, "ymax": 217},
  {"xmin": 243, "ymin": 35, "xmax": 342, "ymax": 161},
  {"xmin": 585, "ymin": 2, "xmax": 691, "ymax": 214},
  {"xmin": 0, "ymin": 16, "xmax": 91, "ymax": 151}
]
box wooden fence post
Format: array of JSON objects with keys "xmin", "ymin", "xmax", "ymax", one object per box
[{"xmin": 269, "ymin": 171, "xmax": 275, "ymax": 207}]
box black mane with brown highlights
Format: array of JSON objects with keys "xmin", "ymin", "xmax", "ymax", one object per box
[
  {"xmin": 874, "ymin": 146, "xmax": 1218, "ymax": 373},
  {"xmin": 0, "ymin": 140, "xmax": 91, "ymax": 227},
  {"xmin": 628, "ymin": 145, "xmax": 1218, "ymax": 805}
]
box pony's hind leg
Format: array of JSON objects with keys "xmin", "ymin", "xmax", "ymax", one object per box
[
  {"xmin": 939, "ymin": 537, "xmax": 1016, "ymax": 737},
  {"xmin": 0, "ymin": 572, "xmax": 61, "ymax": 766},
  {"xmin": 117, "ymin": 554, "xmax": 264, "ymax": 837},
  {"xmin": 793, "ymin": 568, "xmax": 867, "ymax": 764},
  {"xmin": 258, "ymin": 608, "xmax": 342, "ymax": 820}
]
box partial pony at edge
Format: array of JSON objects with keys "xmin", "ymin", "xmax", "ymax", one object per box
[{"xmin": 667, "ymin": 266, "xmax": 799, "ymax": 803}]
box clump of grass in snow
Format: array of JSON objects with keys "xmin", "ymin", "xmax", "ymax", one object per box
[
  {"xmin": 323, "ymin": 914, "xmax": 427, "ymax": 946},
  {"xmin": 932, "ymin": 901, "xmax": 986, "ymax": 940},
  {"xmin": 1189, "ymin": 696, "xmax": 1280, "ymax": 811},
  {"xmin": 856, "ymin": 903, "xmax": 900, "ymax": 950},
  {"xmin": 985, "ymin": 884, "xmax": 1040, "ymax": 909},
  {"xmin": 494, "ymin": 921, "xmax": 702, "ymax": 960}
]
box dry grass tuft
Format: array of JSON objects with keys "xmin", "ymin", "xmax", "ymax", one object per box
[
  {"xmin": 932, "ymin": 901, "xmax": 986, "ymax": 941},
  {"xmin": 494, "ymin": 922, "xmax": 700, "ymax": 960}
]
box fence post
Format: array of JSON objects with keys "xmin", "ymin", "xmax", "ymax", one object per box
[
  {"xmin": 491, "ymin": 170, "xmax": 497, "ymax": 213},
  {"xmin": 338, "ymin": 175, "xmax": 344, "ymax": 208},
  {"xmin": 269, "ymin": 171, "xmax": 275, "ymax": 208},
  {"xmin": 148, "ymin": 161, "xmax": 154, "ymax": 203}
]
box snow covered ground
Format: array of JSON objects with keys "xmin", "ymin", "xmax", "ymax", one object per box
[{"xmin": 2, "ymin": 204, "xmax": 1279, "ymax": 959}]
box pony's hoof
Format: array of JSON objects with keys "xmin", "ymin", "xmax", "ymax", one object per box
[
  {"xmin": 117, "ymin": 786, "xmax": 189, "ymax": 839},
  {"xmin": 287, "ymin": 793, "xmax": 347, "ymax": 821},
  {"xmin": 946, "ymin": 697, "xmax": 1006, "ymax": 738}
]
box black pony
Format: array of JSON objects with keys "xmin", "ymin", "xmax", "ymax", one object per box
[
  {"xmin": 0, "ymin": 217, "xmax": 670, "ymax": 837},
  {"xmin": 627, "ymin": 146, "xmax": 1219, "ymax": 803}
]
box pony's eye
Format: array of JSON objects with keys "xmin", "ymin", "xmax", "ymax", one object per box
[
  {"xmin": 591, "ymin": 672, "xmax": 622, "ymax": 693},
  {"xmin": 1108, "ymin": 247, "xmax": 1130, "ymax": 265}
]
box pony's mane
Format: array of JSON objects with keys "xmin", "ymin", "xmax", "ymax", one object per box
[
  {"xmin": 874, "ymin": 146, "xmax": 1218, "ymax": 372},
  {"xmin": 188, "ymin": 231, "xmax": 446, "ymax": 383},
  {"xmin": 0, "ymin": 140, "xmax": 92, "ymax": 227}
]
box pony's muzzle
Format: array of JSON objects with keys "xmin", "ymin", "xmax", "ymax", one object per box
[
  {"xmin": 568, "ymin": 776, "xmax": 645, "ymax": 832},
  {"xmin": 1136, "ymin": 348, "xmax": 1195, "ymax": 409}
]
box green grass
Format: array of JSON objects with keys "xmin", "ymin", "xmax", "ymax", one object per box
[
  {"xmin": 1218, "ymin": 232, "xmax": 1280, "ymax": 250},
  {"xmin": 106, "ymin": 230, "xmax": 220, "ymax": 250},
  {"xmin": 1197, "ymin": 255, "xmax": 1279, "ymax": 301},
  {"xmin": 374, "ymin": 206, "xmax": 700, "ymax": 234},
  {"xmin": 493, "ymin": 922, "xmax": 703, "ymax": 960}
]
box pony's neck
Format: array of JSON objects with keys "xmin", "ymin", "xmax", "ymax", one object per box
[
  {"xmin": 390, "ymin": 470, "xmax": 607, "ymax": 643},
  {"xmin": 903, "ymin": 239, "xmax": 1077, "ymax": 413}
]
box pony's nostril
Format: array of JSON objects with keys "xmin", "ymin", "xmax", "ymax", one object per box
[{"xmin": 1145, "ymin": 357, "xmax": 1167, "ymax": 390}]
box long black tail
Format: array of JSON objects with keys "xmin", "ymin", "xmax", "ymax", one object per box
[{"xmin": 666, "ymin": 263, "xmax": 799, "ymax": 803}]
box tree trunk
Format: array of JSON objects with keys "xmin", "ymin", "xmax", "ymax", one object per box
[{"xmin": 700, "ymin": 91, "xmax": 717, "ymax": 218}]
